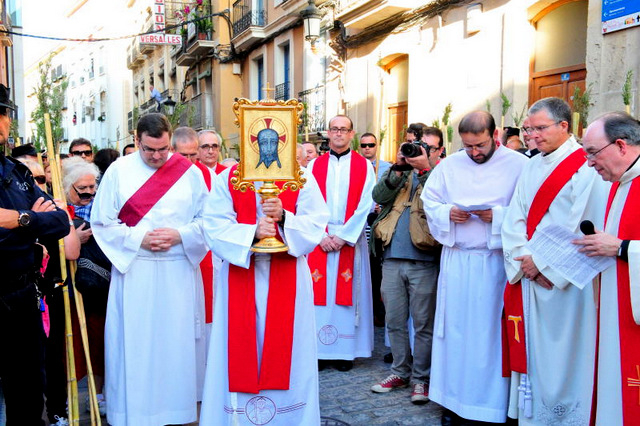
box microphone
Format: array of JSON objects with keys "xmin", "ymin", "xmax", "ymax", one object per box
[{"xmin": 580, "ymin": 220, "xmax": 595, "ymax": 235}]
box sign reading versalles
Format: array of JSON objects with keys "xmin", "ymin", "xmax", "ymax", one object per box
[
  {"xmin": 602, "ymin": 0, "xmax": 640, "ymax": 34},
  {"xmin": 138, "ymin": 0, "xmax": 182, "ymax": 45}
]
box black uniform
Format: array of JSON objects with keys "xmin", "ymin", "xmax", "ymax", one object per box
[{"xmin": 0, "ymin": 153, "xmax": 69, "ymax": 425}]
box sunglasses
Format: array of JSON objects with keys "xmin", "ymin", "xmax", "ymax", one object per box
[
  {"xmin": 73, "ymin": 185, "xmax": 95, "ymax": 200},
  {"xmin": 360, "ymin": 143, "xmax": 376, "ymax": 148},
  {"xmin": 71, "ymin": 150, "xmax": 93, "ymax": 157},
  {"xmin": 33, "ymin": 175, "xmax": 46, "ymax": 184}
]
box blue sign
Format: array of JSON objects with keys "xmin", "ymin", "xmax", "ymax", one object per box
[
  {"xmin": 561, "ymin": 73, "xmax": 570, "ymax": 82},
  {"xmin": 602, "ymin": 0, "xmax": 640, "ymax": 33}
]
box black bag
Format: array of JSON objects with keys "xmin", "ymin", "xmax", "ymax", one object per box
[{"xmin": 73, "ymin": 218, "xmax": 111, "ymax": 312}]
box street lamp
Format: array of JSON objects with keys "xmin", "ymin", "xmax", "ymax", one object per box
[
  {"xmin": 164, "ymin": 96, "xmax": 177, "ymax": 116},
  {"xmin": 301, "ymin": 0, "xmax": 322, "ymax": 44}
]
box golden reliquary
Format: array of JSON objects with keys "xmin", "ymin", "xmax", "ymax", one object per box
[{"xmin": 230, "ymin": 96, "xmax": 306, "ymax": 253}]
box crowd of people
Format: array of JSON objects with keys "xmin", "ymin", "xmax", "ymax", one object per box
[{"xmin": 1, "ymin": 82, "xmax": 640, "ymax": 426}]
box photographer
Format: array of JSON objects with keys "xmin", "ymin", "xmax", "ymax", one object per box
[{"xmin": 369, "ymin": 126, "xmax": 443, "ymax": 403}]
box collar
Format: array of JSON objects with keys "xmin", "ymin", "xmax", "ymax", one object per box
[{"xmin": 330, "ymin": 148, "xmax": 351, "ymax": 159}]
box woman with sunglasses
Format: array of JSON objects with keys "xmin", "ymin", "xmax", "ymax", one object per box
[{"xmin": 43, "ymin": 157, "xmax": 110, "ymax": 422}]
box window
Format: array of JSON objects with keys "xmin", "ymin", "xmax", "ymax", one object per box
[{"xmin": 255, "ymin": 56, "xmax": 264, "ymax": 100}]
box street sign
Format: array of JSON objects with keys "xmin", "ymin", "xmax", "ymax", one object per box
[
  {"xmin": 602, "ymin": 0, "xmax": 640, "ymax": 34},
  {"xmin": 139, "ymin": 34, "xmax": 182, "ymax": 45}
]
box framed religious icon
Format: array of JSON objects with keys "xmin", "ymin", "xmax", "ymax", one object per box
[
  {"xmin": 231, "ymin": 97, "xmax": 306, "ymax": 252},
  {"xmin": 232, "ymin": 98, "xmax": 304, "ymax": 183}
]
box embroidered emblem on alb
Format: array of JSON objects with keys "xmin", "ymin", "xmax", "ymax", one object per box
[{"xmin": 318, "ymin": 325, "xmax": 339, "ymax": 345}]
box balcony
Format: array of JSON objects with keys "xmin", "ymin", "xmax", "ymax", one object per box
[
  {"xmin": 232, "ymin": 0, "xmax": 267, "ymax": 52},
  {"xmin": 179, "ymin": 93, "xmax": 213, "ymax": 130},
  {"xmin": 298, "ymin": 85, "xmax": 325, "ymax": 134},
  {"xmin": 275, "ymin": 81, "xmax": 290, "ymax": 101},
  {"xmin": 335, "ymin": 0, "xmax": 414, "ymax": 30},
  {"xmin": 176, "ymin": 33, "xmax": 217, "ymax": 67},
  {"xmin": 126, "ymin": 40, "xmax": 147, "ymax": 70}
]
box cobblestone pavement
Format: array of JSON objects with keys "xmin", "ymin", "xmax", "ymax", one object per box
[
  {"xmin": 319, "ymin": 326, "xmax": 443, "ymax": 425},
  {"xmin": 67, "ymin": 326, "xmax": 442, "ymax": 425}
]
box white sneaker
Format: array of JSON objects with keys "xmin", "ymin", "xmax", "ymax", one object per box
[
  {"xmin": 52, "ymin": 415, "xmax": 69, "ymax": 426},
  {"xmin": 85, "ymin": 394, "xmax": 107, "ymax": 416}
]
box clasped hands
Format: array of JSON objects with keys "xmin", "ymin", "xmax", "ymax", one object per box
[
  {"xmin": 255, "ymin": 197, "xmax": 284, "ymax": 240},
  {"xmin": 449, "ymin": 206, "xmax": 492, "ymax": 223},
  {"xmin": 142, "ymin": 228, "xmax": 182, "ymax": 252},
  {"xmin": 320, "ymin": 235, "xmax": 346, "ymax": 253},
  {"xmin": 514, "ymin": 254, "xmax": 554, "ymax": 290}
]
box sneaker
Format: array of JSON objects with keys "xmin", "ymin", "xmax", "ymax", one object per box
[
  {"xmin": 371, "ymin": 374, "xmax": 409, "ymax": 393},
  {"xmin": 86, "ymin": 394, "xmax": 107, "ymax": 416},
  {"xmin": 52, "ymin": 415, "xmax": 69, "ymax": 426},
  {"xmin": 411, "ymin": 383, "xmax": 429, "ymax": 404}
]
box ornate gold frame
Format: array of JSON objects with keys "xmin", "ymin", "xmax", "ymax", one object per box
[{"xmin": 230, "ymin": 97, "xmax": 306, "ymax": 252}]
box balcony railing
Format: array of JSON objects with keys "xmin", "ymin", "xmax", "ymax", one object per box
[
  {"xmin": 232, "ymin": 0, "xmax": 267, "ymax": 37},
  {"xmin": 298, "ymin": 85, "xmax": 326, "ymax": 134},
  {"xmin": 179, "ymin": 93, "xmax": 213, "ymax": 130},
  {"xmin": 275, "ymin": 81, "xmax": 290, "ymax": 101}
]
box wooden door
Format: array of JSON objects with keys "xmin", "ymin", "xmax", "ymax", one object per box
[
  {"xmin": 385, "ymin": 101, "xmax": 408, "ymax": 162},
  {"xmin": 530, "ymin": 65, "xmax": 586, "ymax": 108}
]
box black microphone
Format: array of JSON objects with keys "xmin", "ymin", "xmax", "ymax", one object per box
[{"xmin": 580, "ymin": 220, "xmax": 595, "ymax": 235}]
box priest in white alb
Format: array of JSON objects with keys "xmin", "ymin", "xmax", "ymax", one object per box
[
  {"xmin": 501, "ymin": 98, "xmax": 610, "ymax": 425},
  {"xmin": 574, "ymin": 112, "xmax": 640, "ymax": 425},
  {"xmin": 199, "ymin": 161, "xmax": 329, "ymax": 425},
  {"xmin": 306, "ymin": 115, "xmax": 375, "ymax": 371},
  {"xmin": 422, "ymin": 111, "xmax": 527, "ymax": 424},
  {"xmin": 91, "ymin": 113, "xmax": 208, "ymax": 426}
]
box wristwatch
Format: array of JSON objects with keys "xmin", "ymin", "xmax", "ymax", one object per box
[{"xmin": 17, "ymin": 210, "xmax": 32, "ymax": 227}]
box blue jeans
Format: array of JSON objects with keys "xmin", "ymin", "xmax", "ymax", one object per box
[
  {"xmin": 381, "ymin": 258, "xmax": 439, "ymax": 384},
  {"xmin": 0, "ymin": 380, "xmax": 6, "ymax": 426}
]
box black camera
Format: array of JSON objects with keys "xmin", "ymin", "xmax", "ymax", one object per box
[{"xmin": 400, "ymin": 141, "xmax": 428, "ymax": 158}]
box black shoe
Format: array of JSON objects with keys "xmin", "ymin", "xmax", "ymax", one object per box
[
  {"xmin": 383, "ymin": 352, "xmax": 393, "ymax": 363},
  {"xmin": 334, "ymin": 360, "xmax": 353, "ymax": 372},
  {"xmin": 441, "ymin": 409, "xmax": 455, "ymax": 426},
  {"xmin": 318, "ymin": 360, "xmax": 330, "ymax": 371}
]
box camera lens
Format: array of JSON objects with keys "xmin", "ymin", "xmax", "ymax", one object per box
[{"xmin": 400, "ymin": 142, "xmax": 421, "ymax": 158}]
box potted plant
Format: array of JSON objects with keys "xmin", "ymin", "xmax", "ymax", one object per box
[{"xmin": 194, "ymin": 0, "xmax": 213, "ymax": 40}]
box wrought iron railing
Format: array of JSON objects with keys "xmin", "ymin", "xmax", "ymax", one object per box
[
  {"xmin": 298, "ymin": 85, "xmax": 326, "ymax": 134},
  {"xmin": 275, "ymin": 81, "xmax": 290, "ymax": 101},
  {"xmin": 232, "ymin": 0, "xmax": 267, "ymax": 37}
]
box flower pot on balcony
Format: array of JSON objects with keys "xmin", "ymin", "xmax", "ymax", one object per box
[{"xmin": 198, "ymin": 32, "xmax": 208, "ymax": 40}]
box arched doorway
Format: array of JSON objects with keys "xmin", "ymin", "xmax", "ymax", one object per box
[{"xmin": 529, "ymin": 0, "xmax": 588, "ymax": 107}]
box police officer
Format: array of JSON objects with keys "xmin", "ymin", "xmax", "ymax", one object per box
[{"xmin": 0, "ymin": 84, "xmax": 70, "ymax": 425}]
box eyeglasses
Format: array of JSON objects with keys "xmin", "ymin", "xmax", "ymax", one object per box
[
  {"xmin": 360, "ymin": 143, "xmax": 376, "ymax": 148},
  {"xmin": 199, "ymin": 144, "xmax": 219, "ymax": 151},
  {"xmin": 33, "ymin": 175, "xmax": 46, "ymax": 184},
  {"xmin": 426, "ymin": 146, "xmax": 441, "ymax": 154},
  {"xmin": 70, "ymin": 150, "xmax": 93, "ymax": 157},
  {"xmin": 329, "ymin": 127, "xmax": 352, "ymax": 134},
  {"xmin": 139, "ymin": 144, "xmax": 169, "ymax": 154},
  {"xmin": 585, "ymin": 143, "xmax": 615, "ymax": 160},
  {"xmin": 521, "ymin": 122, "xmax": 560, "ymax": 134},
  {"xmin": 463, "ymin": 140, "xmax": 492, "ymax": 152}
]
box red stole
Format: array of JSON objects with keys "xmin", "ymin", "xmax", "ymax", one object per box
[
  {"xmin": 195, "ymin": 161, "xmax": 212, "ymax": 190},
  {"xmin": 194, "ymin": 160, "xmax": 215, "ymax": 323},
  {"xmin": 227, "ymin": 166, "xmax": 299, "ymax": 393},
  {"xmin": 600, "ymin": 179, "xmax": 640, "ymax": 424},
  {"xmin": 502, "ymin": 148, "xmax": 586, "ymax": 376},
  {"xmin": 307, "ymin": 151, "xmax": 368, "ymax": 306},
  {"xmin": 118, "ymin": 154, "xmax": 192, "ymax": 226}
]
